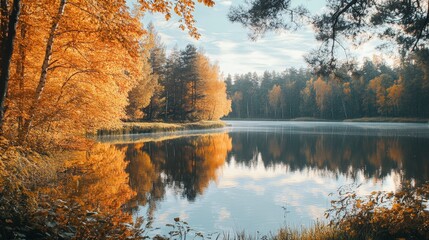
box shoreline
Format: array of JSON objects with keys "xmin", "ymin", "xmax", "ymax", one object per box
[
  {"xmin": 96, "ymin": 120, "xmax": 227, "ymax": 136},
  {"xmin": 223, "ymin": 117, "xmax": 429, "ymax": 123}
]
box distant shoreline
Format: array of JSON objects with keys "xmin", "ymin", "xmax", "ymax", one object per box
[{"xmin": 223, "ymin": 117, "xmax": 429, "ymax": 123}]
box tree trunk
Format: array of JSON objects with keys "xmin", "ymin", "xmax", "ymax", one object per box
[
  {"xmin": 17, "ymin": 22, "xmax": 26, "ymax": 133},
  {"xmin": 0, "ymin": 0, "xmax": 21, "ymax": 131},
  {"xmin": 164, "ymin": 91, "xmax": 168, "ymax": 121},
  {"xmin": 342, "ymin": 99, "xmax": 348, "ymax": 119},
  {"xmin": 19, "ymin": 0, "xmax": 66, "ymax": 143}
]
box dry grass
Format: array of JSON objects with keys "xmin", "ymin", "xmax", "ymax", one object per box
[
  {"xmin": 217, "ymin": 223, "xmax": 344, "ymax": 240},
  {"xmin": 272, "ymin": 223, "xmax": 345, "ymax": 240},
  {"xmin": 96, "ymin": 120, "xmax": 227, "ymax": 136}
]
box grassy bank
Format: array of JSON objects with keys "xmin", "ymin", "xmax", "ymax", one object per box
[{"xmin": 96, "ymin": 120, "xmax": 227, "ymax": 136}]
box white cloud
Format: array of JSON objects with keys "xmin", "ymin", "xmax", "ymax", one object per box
[{"xmin": 219, "ymin": 0, "xmax": 232, "ymax": 6}]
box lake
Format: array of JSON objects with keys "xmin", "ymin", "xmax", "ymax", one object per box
[{"xmin": 99, "ymin": 121, "xmax": 429, "ymax": 237}]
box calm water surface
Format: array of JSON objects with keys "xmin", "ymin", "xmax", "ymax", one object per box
[{"xmin": 103, "ymin": 121, "xmax": 429, "ymax": 235}]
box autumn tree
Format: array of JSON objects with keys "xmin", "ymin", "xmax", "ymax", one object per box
[
  {"xmin": 0, "ymin": 0, "xmax": 216, "ymax": 146},
  {"xmin": 268, "ymin": 84, "xmax": 282, "ymax": 118},
  {"xmin": 126, "ymin": 27, "xmax": 158, "ymax": 120},
  {"xmin": 367, "ymin": 74, "xmax": 394, "ymax": 116},
  {"xmin": 1, "ymin": 0, "xmax": 147, "ymax": 146},
  {"xmin": 144, "ymin": 24, "xmax": 167, "ymax": 121},
  {"xmin": 193, "ymin": 53, "xmax": 231, "ymax": 120},
  {"xmin": 387, "ymin": 80, "xmax": 404, "ymax": 116},
  {"xmin": 313, "ymin": 77, "xmax": 333, "ymax": 118}
]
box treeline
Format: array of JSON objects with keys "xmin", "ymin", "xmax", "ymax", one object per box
[
  {"xmin": 127, "ymin": 29, "xmax": 231, "ymax": 122},
  {"xmin": 226, "ymin": 50, "xmax": 429, "ymax": 120}
]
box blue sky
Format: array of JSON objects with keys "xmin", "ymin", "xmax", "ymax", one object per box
[{"xmin": 141, "ymin": 0, "xmax": 390, "ymax": 76}]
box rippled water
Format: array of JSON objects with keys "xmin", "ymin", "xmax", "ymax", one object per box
[{"xmin": 103, "ymin": 121, "xmax": 429, "ymax": 235}]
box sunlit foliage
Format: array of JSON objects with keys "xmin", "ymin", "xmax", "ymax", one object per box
[
  {"xmin": 327, "ymin": 182, "xmax": 429, "ymax": 239},
  {"xmin": 0, "ymin": 0, "xmax": 216, "ymax": 148},
  {"xmin": 194, "ymin": 53, "xmax": 232, "ymax": 120},
  {"xmin": 268, "ymin": 84, "xmax": 282, "ymax": 117}
]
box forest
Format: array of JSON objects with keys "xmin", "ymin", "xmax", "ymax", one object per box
[{"xmin": 226, "ymin": 51, "xmax": 429, "ymax": 120}]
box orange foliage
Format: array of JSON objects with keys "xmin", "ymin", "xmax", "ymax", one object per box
[
  {"xmin": 4, "ymin": 0, "xmax": 144, "ymax": 145},
  {"xmin": 313, "ymin": 77, "xmax": 332, "ymax": 113},
  {"xmin": 65, "ymin": 144, "xmax": 135, "ymax": 211},
  {"xmin": 137, "ymin": 0, "xmax": 215, "ymax": 38},
  {"xmin": 368, "ymin": 74, "xmax": 393, "ymax": 115},
  {"xmin": 2, "ymin": 0, "xmax": 215, "ymax": 146},
  {"xmin": 387, "ymin": 80, "xmax": 403, "ymax": 114},
  {"xmin": 193, "ymin": 133, "xmax": 233, "ymax": 192},
  {"xmin": 194, "ymin": 53, "xmax": 231, "ymax": 120},
  {"xmin": 268, "ymin": 84, "xmax": 282, "ymax": 116},
  {"xmin": 126, "ymin": 29, "xmax": 159, "ymax": 120}
]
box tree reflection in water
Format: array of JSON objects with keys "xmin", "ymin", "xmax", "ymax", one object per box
[
  {"xmin": 228, "ymin": 131, "xmax": 429, "ymax": 184},
  {"xmin": 121, "ymin": 133, "xmax": 232, "ymax": 215},
  {"xmin": 119, "ymin": 129, "xmax": 428, "ymax": 220}
]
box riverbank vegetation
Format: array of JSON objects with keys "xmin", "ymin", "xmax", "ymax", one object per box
[{"xmin": 97, "ymin": 121, "xmax": 226, "ymax": 136}]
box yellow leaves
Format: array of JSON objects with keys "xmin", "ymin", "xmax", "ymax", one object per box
[
  {"xmin": 269, "ymin": 84, "xmax": 282, "ymax": 108},
  {"xmin": 3, "ymin": 0, "xmax": 149, "ymax": 145},
  {"xmin": 194, "ymin": 53, "xmax": 231, "ymax": 120},
  {"xmin": 201, "ymin": 0, "xmax": 215, "ymax": 7},
  {"xmin": 313, "ymin": 77, "xmax": 332, "ymax": 112},
  {"xmin": 137, "ymin": 0, "xmax": 213, "ymax": 39}
]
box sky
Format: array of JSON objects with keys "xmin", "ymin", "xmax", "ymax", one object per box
[{"xmin": 140, "ymin": 0, "xmax": 390, "ymax": 76}]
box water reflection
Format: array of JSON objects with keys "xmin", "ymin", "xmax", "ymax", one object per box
[
  {"xmin": 63, "ymin": 144, "xmax": 135, "ymax": 211},
  {"xmin": 99, "ymin": 122, "xmax": 429, "ymax": 234},
  {"xmin": 120, "ymin": 133, "xmax": 232, "ymax": 215},
  {"xmin": 228, "ymin": 131, "xmax": 429, "ymax": 183}
]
